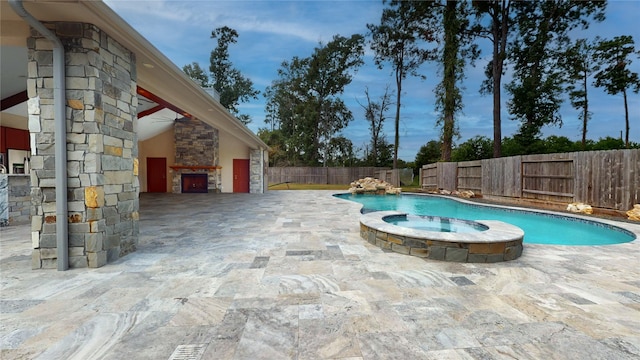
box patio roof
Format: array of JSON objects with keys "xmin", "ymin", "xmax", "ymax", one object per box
[{"xmin": 0, "ymin": 0, "xmax": 268, "ymax": 149}]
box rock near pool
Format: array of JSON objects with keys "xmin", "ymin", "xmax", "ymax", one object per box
[
  {"xmin": 349, "ymin": 177, "xmax": 401, "ymax": 195},
  {"xmin": 566, "ymin": 202, "xmax": 593, "ymax": 215},
  {"xmin": 627, "ymin": 204, "xmax": 640, "ymax": 221}
]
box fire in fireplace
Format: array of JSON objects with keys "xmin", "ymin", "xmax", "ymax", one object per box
[{"xmin": 181, "ymin": 173, "xmax": 208, "ymax": 193}]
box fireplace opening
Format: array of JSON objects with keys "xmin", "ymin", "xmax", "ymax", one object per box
[{"xmin": 181, "ymin": 173, "xmax": 208, "ymax": 193}]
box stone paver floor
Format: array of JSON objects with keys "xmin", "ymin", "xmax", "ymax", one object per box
[{"xmin": 1, "ymin": 191, "xmax": 640, "ymax": 359}]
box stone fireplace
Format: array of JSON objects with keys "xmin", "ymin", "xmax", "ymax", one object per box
[
  {"xmin": 171, "ymin": 118, "xmax": 221, "ymax": 193},
  {"xmin": 181, "ymin": 173, "xmax": 208, "ymax": 193}
]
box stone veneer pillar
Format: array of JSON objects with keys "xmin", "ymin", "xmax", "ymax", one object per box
[
  {"xmin": 28, "ymin": 23, "xmax": 139, "ymax": 269},
  {"xmin": 249, "ymin": 148, "xmax": 267, "ymax": 194}
]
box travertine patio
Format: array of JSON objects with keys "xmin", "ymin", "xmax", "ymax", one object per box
[{"xmin": 1, "ymin": 190, "xmax": 639, "ymax": 359}]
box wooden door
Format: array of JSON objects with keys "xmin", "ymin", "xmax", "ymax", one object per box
[
  {"xmin": 147, "ymin": 157, "xmax": 167, "ymax": 193},
  {"xmin": 233, "ymin": 159, "xmax": 250, "ymax": 193},
  {"xmin": 4, "ymin": 127, "xmax": 29, "ymax": 151}
]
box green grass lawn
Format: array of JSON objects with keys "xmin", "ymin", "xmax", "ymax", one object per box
[
  {"xmin": 268, "ymin": 183, "xmax": 350, "ymax": 190},
  {"xmin": 268, "ymin": 177, "xmax": 423, "ymax": 192}
]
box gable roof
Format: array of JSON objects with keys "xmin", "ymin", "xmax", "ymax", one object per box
[{"xmin": 1, "ymin": 0, "xmax": 268, "ymax": 149}]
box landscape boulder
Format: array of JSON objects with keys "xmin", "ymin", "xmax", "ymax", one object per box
[
  {"xmin": 566, "ymin": 202, "xmax": 593, "ymax": 215},
  {"xmin": 427, "ymin": 189, "xmax": 475, "ymax": 198},
  {"xmin": 626, "ymin": 204, "xmax": 640, "ymax": 221},
  {"xmin": 459, "ymin": 190, "xmax": 475, "ymax": 198},
  {"xmin": 349, "ymin": 177, "xmax": 401, "ymax": 195}
]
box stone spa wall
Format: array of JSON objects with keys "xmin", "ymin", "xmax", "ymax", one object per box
[{"xmin": 360, "ymin": 211, "xmax": 525, "ymax": 263}]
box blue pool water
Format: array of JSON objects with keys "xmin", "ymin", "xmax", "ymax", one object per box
[
  {"xmin": 336, "ymin": 193, "xmax": 636, "ymax": 245},
  {"xmin": 384, "ymin": 214, "xmax": 489, "ymax": 233}
]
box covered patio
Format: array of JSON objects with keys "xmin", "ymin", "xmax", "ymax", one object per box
[
  {"xmin": 1, "ymin": 191, "xmax": 639, "ymax": 359},
  {"xmin": 1, "ymin": 0, "xmax": 269, "ymax": 269}
]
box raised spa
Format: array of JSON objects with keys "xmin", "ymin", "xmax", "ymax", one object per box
[{"xmin": 360, "ymin": 211, "xmax": 524, "ymax": 263}]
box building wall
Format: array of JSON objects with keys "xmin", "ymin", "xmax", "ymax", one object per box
[
  {"xmin": 219, "ymin": 130, "xmax": 248, "ymax": 193},
  {"xmin": 138, "ymin": 127, "xmax": 175, "ymax": 193},
  {"xmin": 28, "ymin": 22, "xmax": 138, "ymax": 269},
  {"xmin": 138, "ymin": 120, "xmax": 268, "ymax": 194}
]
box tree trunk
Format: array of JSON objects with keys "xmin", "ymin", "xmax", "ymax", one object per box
[
  {"xmin": 491, "ymin": 3, "xmax": 500, "ymax": 158},
  {"xmin": 441, "ymin": 0, "xmax": 458, "ymax": 162},
  {"xmin": 492, "ymin": 0, "xmax": 509, "ymax": 158},
  {"xmin": 582, "ymin": 72, "xmax": 588, "ymax": 149},
  {"xmin": 393, "ymin": 68, "xmax": 402, "ymax": 169},
  {"xmin": 492, "ymin": 23, "xmax": 502, "ymax": 158},
  {"xmin": 442, "ymin": 114, "xmax": 454, "ymax": 161},
  {"xmin": 623, "ymin": 88, "xmax": 629, "ymax": 148},
  {"xmin": 492, "ymin": 67, "xmax": 502, "ymax": 157},
  {"xmin": 314, "ymin": 100, "xmax": 322, "ymax": 165}
]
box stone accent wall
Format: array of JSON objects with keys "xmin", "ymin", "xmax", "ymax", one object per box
[
  {"xmin": 0, "ymin": 175, "xmax": 31, "ymax": 225},
  {"xmin": 28, "ymin": 22, "xmax": 139, "ymax": 269},
  {"xmin": 172, "ymin": 118, "xmax": 220, "ymax": 192},
  {"xmin": 175, "ymin": 118, "xmax": 218, "ymax": 165},
  {"xmin": 0, "ymin": 175, "xmax": 8, "ymax": 226}
]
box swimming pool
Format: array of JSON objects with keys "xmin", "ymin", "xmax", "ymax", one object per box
[{"xmin": 336, "ymin": 193, "xmax": 637, "ymax": 245}]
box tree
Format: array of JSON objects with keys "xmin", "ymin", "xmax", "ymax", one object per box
[
  {"xmin": 209, "ymin": 26, "xmax": 260, "ymax": 125},
  {"xmin": 368, "ymin": 1, "xmax": 435, "ymax": 169},
  {"xmin": 506, "ymin": 1, "xmax": 606, "ymax": 150},
  {"xmin": 414, "ymin": 140, "xmax": 442, "ymax": 169},
  {"xmin": 182, "ymin": 62, "xmax": 209, "ymax": 87},
  {"xmin": 264, "ymin": 59, "xmax": 304, "ymax": 133},
  {"xmin": 591, "ymin": 136, "xmax": 628, "ymax": 150},
  {"xmin": 412, "ymin": 1, "xmax": 477, "ymax": 162},
  {"xmin": 326, "ymin": 136, "xmax": 356, "ymax": 167},
  {"xmin": 501, "ymin": 135, "xmax": 549, "ymax": 156},
  {"xmin": 264, "ymin": 34, "xmax": 365, "ymax": 165},
  {"xmin": 264, "ymin": 57, "xmax": 310, "ymax": 165},
  {"xmin": 257, "ymin": 128, "xmax": 287, "ymax": 166},
  {"xmin": 451, "ymin": 136, "xmax": 492, "ymax": 161},
  {"xmin": 593, "ymin": 35, "xmax": 640, "ymax": 148},
  {"xmin": 437, "ymin": 1, "xmax": 479, "ymax": 162},
  {"xmin": 358, "ymin": 86, "xmax": 394, "ymax": 166},
  {"xmin": 540, "ymin": 135, "xmax": 579, "ymax": 154},
  {"xmin": 563, "ymin": 38, "xmax": 598, "ymax": 149},
  {"xmin": 374, "ymin": 138, "xmax": 394, "ymax": 167},
  {"xmin": 473, "ymin": 0, "xmax": 512, "ymax": 158}
]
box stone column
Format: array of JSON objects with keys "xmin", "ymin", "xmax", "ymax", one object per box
[
  {"xmin": 249, "ymin": 148, "xmax": 267, "ymax": 194},
  {"xmin": 28, "ymin": 22, "xmax": 139, "ymax": 269}
]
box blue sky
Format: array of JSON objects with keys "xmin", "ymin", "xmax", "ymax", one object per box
[{"xmin": 105, "ymin": 0, "xmax": 640, "ymax": 161}]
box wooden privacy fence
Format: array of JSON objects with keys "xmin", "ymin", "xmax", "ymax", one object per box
[
  {"xmin": 268, "ymin": 167, "xmax": 389, "ymax": 185},
  {"xmin": 420, "ymin": 149, "xmax": 639, "ymax": 211},
  {"xmin": 375, "ymin": 169, "xmax": 400, "ymax": 187}
]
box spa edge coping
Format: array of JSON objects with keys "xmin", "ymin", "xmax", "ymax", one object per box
[{"xmin": 360, "ymin": 211, "xmax": 525, "ymax": 244}]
